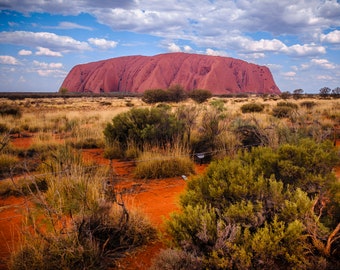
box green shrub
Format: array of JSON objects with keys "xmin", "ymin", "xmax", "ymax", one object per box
[
  {"xmin": 189, "ymin": 89, "xmax": 212, "ymax": 103},
  {"xmin": 142, "ymin": 89, "xmax": 169, "ymax": 103},
  {"xmin": 240, "ymin": 102, "xmax": 264, "ymax": 113},
  {"xmin": 167, "ymin": 84, "xmax": 187, "ymax": 102},
  {"xmin": 163, "ymin": 139, "xmax": 340, "ymax": 269},
  {"xmin": 104, "ymin": 107, "xmax": 185, "ymax": 151}
]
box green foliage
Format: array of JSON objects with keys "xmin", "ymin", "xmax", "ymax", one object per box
[
  {"xmin": 104, "ymin": 107, "xmax": 185, "ymax": 151},
  {"xmin": 209, "ymin": 99, "xmax": 225, "ymax": 111},
  {"xmin": 59, "ymin": 87, "xmax": 68, "ymax": 94},
  {"xmin": 142, "ymin": 85, "xmax": 187, "ymax": 103},
  {"xmin": 240, "ymin": 102, "xmax": 264, "ymax": 113},
  {"xmin": 142, "ymin": 88, "xmax": 169, "ymax": 103},
  {"xmin": 189, "ymin": 89, "xmax": 212, "ymax": 103},
  {"xmin": 160, "ymin": 138, "xmax": 340, "ymax": 269},
  {"xmin": 167, "ymin": 84, "xmax": 187, "ymax": 102}
]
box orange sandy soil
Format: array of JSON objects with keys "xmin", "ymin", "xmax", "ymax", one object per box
[
  {"xmin": 0, "ymin": 139, "xmax": 207, "ymax": 270},
  {"xmin": 0, "ymin": 138, "xmax": 339, "ymax": 270}
]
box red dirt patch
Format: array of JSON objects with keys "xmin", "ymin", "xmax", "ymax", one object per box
[{"xmin": 0, "ymin": 196, "xmax": 27, "ymax": 269}]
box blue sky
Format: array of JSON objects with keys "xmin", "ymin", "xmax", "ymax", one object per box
[{"xmin": 0, "ymin": 0, "xmax": 339, "ymax": 93}]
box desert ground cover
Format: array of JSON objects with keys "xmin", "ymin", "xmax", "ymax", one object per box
[{"xmin": 0, "ymin": 94, "xmax": 339, "ymax": 269}]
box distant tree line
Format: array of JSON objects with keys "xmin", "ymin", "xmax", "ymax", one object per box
[
  {"xmin": 142, "ymin": 85, "xmax": 212, "ymax": 104},
  {"xmin": 280, "ymin": 86, "xmax": 340, "ymax": 99}
]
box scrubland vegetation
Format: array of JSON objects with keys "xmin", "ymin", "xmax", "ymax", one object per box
[{"xmin": 0, "ymin": 91, "xmax": 339, "ymax": 269}]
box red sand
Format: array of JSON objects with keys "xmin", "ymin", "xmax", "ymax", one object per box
[{"xmin": 1, "ymin": 138, "xmax": 338, "ymax": 270}]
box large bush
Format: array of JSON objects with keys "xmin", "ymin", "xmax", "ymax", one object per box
[
  {"xmin": 142, "ymin": 85, "xmax": 187, "ymax": 104},
  {"xmin": 142, "ymin": 88, "xmax": 169, "ymax": 103},
  {"xmin": 189, "ymin": 89, "xmax": 212, "ymax": 103},
  {"xmin": 155, "ymin": 139, "xmax": 340, "ymax": 269},
  {"xmin": 104, "ymin": 107, "xmax": 185, "ymax": 151}
]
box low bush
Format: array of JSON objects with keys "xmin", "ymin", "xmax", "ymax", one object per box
[
  {"xmin": 272, "ymin": 105, "xmax": 294, "ymax": 118},
  {"xmin": 151, "ymin": 249, "xmax": 203, "ymax": 270},
  {"xmin": 68, "ymin": 137, "xmax": 104, "ymax": 149},
  {"xmin": 240, "ymin": 102, "xmax": 264, "ymax": 113},
  {"xmin": 300, "ymin": 100, "xmax": 317, "ymax": 109},
  {"xmin": 276, "ymin": 101, "xmax": 298, "ymax": 109},
  {"xmin": 134, "ymin": 152, "xmax": 194, "ymax": 179}
]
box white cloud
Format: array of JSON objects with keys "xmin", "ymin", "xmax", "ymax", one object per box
[
  {"xmin": 36, "ymin": 46, "xmax": 62, "ymax": 57},
  {"xmin": 36, "ymin": 69, "xmax": 66, "ymax": 77},
  {"xmin": 316, "ymin": 75, "xmax": 333, "ymax": 80},
  {"xmin": 88, "ymin": 38, "xmax": 118, "ymax": 49},
  {"xmin": 33, "ymin": 60, "xmax": 63, "ymax": 69},
  {"xmin": 183, "ymin": 45, "xmax": 193, "ymax": 53},
  {"xmin": 32, "ymin": 60, "xmax": 65, "ymax": 77},
  {"xmin": 0, "ymin": 0, "xmax": 135, "ymax": 15},
  {"xmin": 56, "ymin": 22, "xmax": 93, "ymax": 31},
  {"xmin": 282, "ymin": 71, "xmax": 296, "ymax": 77},
  {"xmin": 320, "ymin": 30, "xmax": 340, "ymax": 44},
  {"xmin": 284, "ymin": 43, "xmax": 326, "ymax": 57},
  {"xmin": 0, "ymin": 55, "xmax": 19, "ymax": 65},
  {"xmin": 243, "ymin": 39, "xmax": 286, "ymax": 52},
  {"xmin": 0, "ymin": 31, "xmax": 91, "ymax": 52},
  {"xmin": 167, "ymin": 42, "xmax": 182, "ymax": 52},
  {"xmin": 311, "ymin": 59, "xmax": 336, "ymax": 69},
  {"xmin": 205, "ymin": 48, "xmax": 228, "ymax": 57},
  {"xmin": 18, "ymin": 49, "xmax": 32, "ymax": 56}
]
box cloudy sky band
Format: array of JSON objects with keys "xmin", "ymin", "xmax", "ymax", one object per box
[{"xmin": 0, "ymin": 0, "xmax": 339, "ymax": 92}]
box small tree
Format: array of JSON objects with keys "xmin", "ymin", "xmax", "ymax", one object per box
[
  {"xmin": 331, "ymin": 87, "xmax": 340, "ymax": 98},
  {"xmin": 280, "ymin": 91, "xmax": 291, "ymax": 100},
  {"xmin": 319, "ymin": 87, "xmax": 331, "ymax": 98},
  {"xmin": 189, "ymin": 89, "xmax": 212, "ymax": 103},
  {"xmin": 293, "ymin": 88, "xmax": 303, "ymax": 99},
  {"xmin": 167, "ymin": 84, "xmax": 187, "ymax": 102}
]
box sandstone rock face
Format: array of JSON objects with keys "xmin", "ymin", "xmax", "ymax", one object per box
[{"xmin": 60, "ymin": 53, "xmax": 281, "ymax": 95}]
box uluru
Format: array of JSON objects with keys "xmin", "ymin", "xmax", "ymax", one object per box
[{"xmin": 60, "ymin": 52, "xmax": 281, "ymax": 95}]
